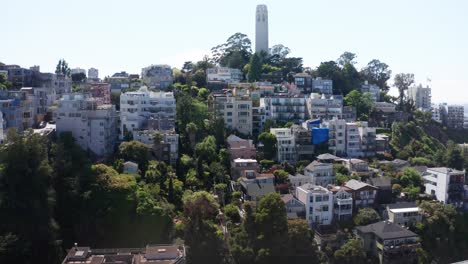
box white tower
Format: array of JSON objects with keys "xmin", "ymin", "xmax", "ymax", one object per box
[{"xmin": 255, "ymin": 4, "xmax": 269, "ymax": 54}]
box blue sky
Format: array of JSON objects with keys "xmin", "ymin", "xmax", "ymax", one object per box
[{"xmin": 1, "ymin": 0, "xmax": 467, "ymax": 104}]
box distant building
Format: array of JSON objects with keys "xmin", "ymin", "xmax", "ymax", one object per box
[
  {"xmin": 270, "ymin": 127, "xmax": 296, "ymax": 163},
  {"xmin": 312, "ymin": 78, "xmax": 333, "ymax": 95},
  {"xmin": 61, "ymin": 244, "xmax": 186, "ymax": 264},
  {"xmin": 141, "ymin": 64, "xmax": 173, "ymax": 89},
  {"xmin": 304, "ymin": 161, "xmax": 335, "ymax": 187},
  {"xmin": 120, "ymin": 86, "xmax": 176, "ymax": 139},
  {"xmin": 360, "ymin": 81, "xmax": 380, "ymax": 102},
  {"xmin": 87, "ymin": 68, "xmax": 99, "ymax": 79},
  {"xmin": 89, "ymin": 83, "xmax": 111, "ymax": 104},
  {"xmin": 322, "ymin": 118, "xmax": 346, "ymax": 156},
  {"xmin": 56, "ymin": 93, "xmax": 117, "ymax": 156},
  {"xmin": 214, "ymin": 92, "xmax": 253, "ymax": 136},
  {"xmin": 281, "ymin": 194, "xmax": 306, "ymax": 220},
  {"xmin": 227, "ymin": 134, "xmax": 256, "ymax": 160},
  {"xmin": 288, "ymin": 173, "xmax": 312, "ymax": 189},
  {"xmin": 423, "ymin": 167, "xmax": 465, "ymax": 209},
  {"xmin": 261, "ymin": 95, "xmax": 307, "ymax": 123},
  {"xmin": 408, "ymin": 84, "xmax": 431, "ymax": 111},
  {"xmin": 71, "ymin": 67, "xmax": 86, "ymax": 76},
  {"xmin": 296, "ymin": 184, "xmax": 334, "ymax": 227},
  {"xmin": 355, "ymin": 221, "xmax": 419, "ymax": 264},
  {"xmin": 133, "ymin": 130, "xmax": 179, "ymax": 165},
  {"xmin": 123, "ymin": 161, "xmax": 139, "ymax": 174},
  {"xmin": 344, "ymin": 179, "xmax": 378, "ymax": 209},
  {"xmin": 307, "ymin": 93, "xmax": 343, "ymax": 120},
  {"xmin": 231, "ymin": 158, "xmax": 259, "ymax": 180},
  {"xmin": 239, "ymin": 170, "xmax": 275, "ymax": 201},
  {"xmin": 327, "ymin": 185, "xmax": 353, "ymax": 222},
  {"xmin": 255, "ymin": 4, "xmax": 269, "ymax": 53},
  {"xmin": 0, "ymin": 97, "xmax": 23, "ymax": 133},
  {"xmin": 447, "ymin": 105, "xmax": 464, "ymax": 129},
  {"xmin": 386, "ymin": 202, "xmax": 422, "ymax": 227},
  {"xmin": 207, "ymin": 67, "xmax": 242, "ymax": 83},
  {"xmin": 293, "ymin": 73, "xmax": 312, "ymax": 93}
]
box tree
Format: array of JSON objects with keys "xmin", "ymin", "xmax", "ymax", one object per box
[
  {"xmin": 399, "ymin": 168, "xmax": 422, "ymax": 188},
  {"xmin": 337, "ymin": 51, "xmax": 357, "ymax": 66},
  {"xmin": 195, "ymin": 136, "xmax": 217, "ymax": 163},
  {"xmin": 258, "ymin": 132, "xmax": 277, "ymax": 160},
  {"xmin": 224, "ymin": 204, "xmax": 241, "ymax": 223},
  {"xmin": 354, "ymin": 208, "xmax": 380, "ymax": 226},
  {"xmin": 0, "ymin": 73, "xmax": 12, "ymax": 90},
  {"xmin": 360, "ymin": 59, "xmax": 392, "ymax": 91},
  {"xmin": 393, "ymin": 73, "xmax": 415, "ymax": 111},
  {"xmin": 248, "ymin": 53, "xmax": 262, "ymax": 82},
  {"xmin": 211, "ymin": 32, "xmax": 252, "ymax": 69},
  {"xmin": 345, "ymin": 90, "xmax": 374, "ymax": 120},
  {"xmin": 334, "ymin": 238, "xmax": 366, "ymax": 264},
  {"xmin": 273, "ymin": 169, "xmax": 289, "ymax": 184},
  {"xmin": 182, "ymin": 61, "xmax": 194, "ymax": 73},
  {"xmin": 287, "ymin": 219, "xmax": 321, "ymax": 263},
  {"xmin": 445, "ymin": 141, "xmax": 465, "ymax": 170},
  {"xmin": 269, "ymin": 44, "xmax": 290, "ymax": 60},
  {"xmin": 118, "ymin": 141, "xmax": 150, "ymax": 173},
  {"xmin": 315, "ymin": 61, "xmax": 346, "ymax": 94},
  {"xmin": 71, "ymin": 72, "xmax": 86, "ymax": 83},
  {"xmin": 186, "ymin": 122, "xmax": 198, "ymax": 150},
  {"xmin": 55, "ymin": 59, "xmax": 71, "ymax": 76}
]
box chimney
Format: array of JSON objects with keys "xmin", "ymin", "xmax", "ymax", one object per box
[{"xmin": 74, "ymin": 242, "xmax": 78, "ymax": 251}]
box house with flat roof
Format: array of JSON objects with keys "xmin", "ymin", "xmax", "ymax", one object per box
[
  {"xmin": 423, "ymin": 167, "xmax": 465, "ymax": 209},
  {"xmin": 385, "ymin": 202, "xmax": 422, "ymax": 227},
  {"xmin": 239, "ymin": 170, "xmax": 275, "ymax": 201},
  {"xmin": 296, "ymin": 184, "xmax": 334, "ymax": 227}
]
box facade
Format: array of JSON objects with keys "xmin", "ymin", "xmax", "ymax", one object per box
[
  {"xmin": 344, "ymin": 179, "xmax": 378, "ymax": 209},
  {"xmin": 288, "ymin": 173, "xmax": 312, "ymax": 189},
  {"xmin": 341, "ymin": 158, "xmax": 369, "ymax": 175},
  {"xmin": 360, "ymin": 81, "xmax": 380, "ymax": 102},
  {"xmin": 408, "ymin": 84, "xmax": 431, "ymax": 111},
  {"xmin": 108, "ymin": 76, "xmax": 131, "ymax": 93},
  {"xmin": 120, "ymin": 86, "xmax": 176, "ymax": 139},
  {"xmin": 231, "ymin": 158, "xmax": 259, "ymax": 180},
  {"xmin": 56, "ymin": 93, "xmax": 117, "ymax": 156},
  {"xmin": 239, "ymin": 170, "xmax": 275, "ymax": 201},
  {"xmin": 62, "ymin": 244, "xmax": 186, "ymax": 264},
  {"xmin": 123, "ymin": 161, "xmax": 139, "ymax": 174},
  {"xmin": 386, "ymin": 202, "xmax": 422, "ymax": 227},
  {"xmin": 261, "ymin": 95, "xmax": 307, "ymax": 123},
  {"xmin": 281, "ymin": 194, "xmax": 306, "ymax": 219},
  {"xmin": 328, "ymin": 186, "xmax": 353, "ymax": 222},
  {"xmin": 87, "ymin": 67, "xmax": 99, "ymax": 79},
  {"xmin": 141, "ymin": 65, "xmax": 173, "ymax": 89},
  {"xmin": 0, "ymin": 97, "xmax": 23, "ymax": 133},
  {"xmin": 219, "ymin": 94, "xmax": 253, "ymax": 136},
  {"xmin": 293, "ymin": 73, "xmax": 312, "ymax": 93},
  {"xmin": 423, "ymin": 167, "xmax": 465, "ymax": 208},
  {"xmin": 52, "ymin": 74, "xmax": 72, "ymax": 96},
  {"xmin": 447, "ymin": 105, "xmax": 464, "ymax": 129},
  {"xmin": 270, "ymin": 128, "xmax": 296, "ymax": 163},
  {"xmin": 347, "ymin": 122, "xmax": 376, "ymax": 158},
  {"xmin": 304, "ymin": 161, "xmax": 335, "ymax": 187},
  {"xmin": 355, "ymin": 221, "xmax": 419, "ymax": 264},
  {"xmin": 89, "ymin": 83, "xmax": 111, "ymax": 104},
  {"xmin": 71, "ymin": 67, "xmax": 86, "ymax": 76},
  {"xmin": 312, "ymin": 78, "xmax": 333, "ymax": 95},
  {"xmin": 227, "ymin": 134, "xmax": 256, "ymax": 159},
  {"xmin": 296, "ymin": 184, "xmax": 334, "ymax": 227},
  {"xmin": 322, "ymin": 118, "xmax": 346, "ymax": 156},
  {"xmin": 255, "ymin": 4, "xmax": 269, "ymax": 53},
  {"xmin": 307, "ymin": 93, "xmax": 343, "ymax": 120},
  {"xmin": 133, "ymin": 130, "xmax": 179, "ymax": 165},
  {"xmin": 207, "ymin": 67, "xmax": 242, "ymax": 83}
]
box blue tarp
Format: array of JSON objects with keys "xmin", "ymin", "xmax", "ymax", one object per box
[{"xmin": 312, "ymin": 128, "xmax": 329, "ymax": 145}]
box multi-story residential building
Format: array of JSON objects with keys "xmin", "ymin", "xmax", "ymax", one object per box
[
  {"xmin": 312, "ymin": 78, "xmax": 333, "ymax": 95},
  {"xmin": 431, "ymin": 103, "xmax": 444, "ymax": 123},
  {"xmin": 56, "ymin": 93, "xmax": 117, "ymax": 156},
  {"xmin": 386, "ymin": 202, "xmax": 422, "ymax": 227},
  {"xmin": 62, "ymin": 244, "xmax": 186, "ymax": 264},
  {"xmin": 206, "ymin": 67, "xmax": 242, "ymax": 83},
  {"xmin": 408, "ymin": 84, "xmax": 431, "ymax": 111},
  {"xmin": 231, "ymin": 158, "xmax": 259, "ymax": 180},
  {"xmin": 132, "ymin": 129, "xmax": 179, "ymax": 165},
  {"xmin": 87, "ymin": 67, "xmax": 99, "ymax": 79},
  {"xmin": 360, "ymin": 81, "xmax": 380, "ymax": 102},
  {"xmin": 328, "ymin": 186, "xmax": 353, "ymax": 222},
  {"xmin": 52, "ymin": 73, "xmax": 72, "ymax": 97},
  {"xmin": 307, "ymin": 93, "xmax": 343, "ymax": 120},
  {"xmin": 291, "ymin": 124, "xmax": 316, "ymax": 161},
  {"xmin": 239, "ymin": 170, "xmax": 275, "ymax": 201},
  {"xmin": 9, "ymin": 87, "xmax": 56, "ymax": 128},
  {"xmin": 227, "ymin": 134, "xmax": 256, "ymax": 159},
  {"xmin": 270, "ymin": 127, "xmax": 296, "ymax": 163},
  {"xmin": 89, "ymin": 83, "xmax": 111, "ymax": 104},
  {"xmin": 423, "ymin": 167, "xmax": 465, "ymax": 208},
  {"xmin": 108, "ymin": 75, "xmax": 131, "ymax": 94},
  {"xmin": 0, "ymin": 97, "xmax": 23, "ymax": 133},
  {"xmin": 282, "ymin": 194, "xmax": 306, "ymax": 219},
  {"xmin": 340, "ymin": 158, "xmax": 369, "ymax": 174},
  {"xmin": 71, "ymin": 67, "xmax": 86, "ymax": 76},
  {"xmin": 288, "ymin": 173, "xmax": 312, "ymax": 189},
  {"xmin": 344, "ymin": 179, "xmax": 378, "ymax": 209},
  {"xmin": 261, "ymin": 95, "xmax": 306, "ymax": 123},
  {"xmin": 355, "ymin": 221, "xmax": 419, "ymax": 264},
  {"xmin": 223, "ymin": 95, "xmax": 253, "ymax": 136},
  {"xmin": 296, "ymin": 184, "xmax": 334, "ymax": 227},
  {"xmin": 141, "ymin": 64, "xmax": 173, "ymax": 89},
  {"xmin": 293, "ymin": 73, "xmax": 313, "ymax": 93},
  {"xmin": 322, "ymin": 118, "xmax": 346, "ymax": 156},
  {"xmin": 347, "ymin": 122, "xmax": 376, "ymax": 158},
  {"xmin": 447, "ymin": 105, "xmax": 464, "ymax": 129},
  {"xmin": 120, "ymin": 86, "xmax": 176, "ymax": 139},
  {"xmin": 304, "ymin": 161, "xmax": 335, "ymax": 187}
]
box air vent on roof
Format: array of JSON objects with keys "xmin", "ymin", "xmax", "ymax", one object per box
[{"xmin": 158, "ymin": 248, "xmax": 166, "ymax": 253}]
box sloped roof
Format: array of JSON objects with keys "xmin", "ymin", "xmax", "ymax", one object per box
[
  {"xmin": 227, "ymin": 134, "xmax": 244, "ymax": 142},
  {"xmin": 344, "ymin": 179, "xmax": 377, "ymax": 191},
  {"xmin": 317, "ymin": 153, "xmax": 339, "ymax": 160},
  {"xmin": 356, "ymin": 221, "xmax": 417, "ymax": 240}
]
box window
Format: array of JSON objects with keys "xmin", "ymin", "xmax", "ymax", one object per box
[
  {"xmin": 227, "ymin": 112, "xmax": 232, "ymax": 116},
  {"xmin": 315, "ymin": 196, "xmax": 322, "ymax": 202},
  {"xmin": 323, "ymin": 205, "xmax": 329, "ymax": 211}
]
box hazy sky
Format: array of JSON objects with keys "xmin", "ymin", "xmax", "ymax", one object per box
[{"xmin": 1, "ymin": 0, "xmax": 467, "ymax": 103}]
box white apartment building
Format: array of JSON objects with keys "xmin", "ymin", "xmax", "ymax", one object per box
[
  {"xmin": 88, "ymin": 68, "xmax": 99, "ymax": 79},
  {"xmin": 296, "ymin": 184, "xmax": 334, "ymax": 226},
  {"xmin": 52, "ymin": 74, "xmax": 72, "ymax": 97},
  {"xmin": 141, "ymin": 64, "xmax": 173, "ymax": 89},
  {"xmin": 322, "ymin": 118, "xmax": 346, "ymax": 156},
  {"xmin": 306, "ymin": 93, "xmax": 343, "ymax": 120},
  {"xmin": 360, "ymin": 81, "xmax": 380, "ymax": 102},
  {"xmin": 328, "ymin": 186, "xmax": 353, "ymax": 222},
  {"xmin": 408, "ymin": 84, "xmax": 431, "ymax": 111},
  {"xmin": 304, "ymin": 161, "xmax": 335, "ymax": 187},
  {"xmin": 261, "ymin": 95, "xmax": 307, "ymax": 123},
  {"xmin": 386, "ymin": 202, "xmax": 422, "ymax": 227},
  {"xmin": 270, "ymin": 128, "xmax": 296, "ymax": 163},
  {"xmin": 431, "ymin": 104, "xmax": 444, "ymax": 123},
  {"xmin": 120, "ymin": 86, "xmax": 176, "ymax": 139},
  {"xmin": 223, "ymin": 95, "xmax": 253, "ymax": 136},
  {"xmin": 346, "ymin": 122, "xmax": 376, "ymax": 158},
  {"xmin": 56, "ymin": 93, "xmax": 117, "ymax": 156},
  {"xmin": 424, "ymin": 167, "xmax": 465, "ymax": 208},
  {"xmin": 206, "ymin": 67, "xmax": 242, "ymax": 83}
]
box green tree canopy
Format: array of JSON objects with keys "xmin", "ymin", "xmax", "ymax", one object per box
[{"xmin": 354, "ymin": 208, "xmax": 381, "ymax": 226}]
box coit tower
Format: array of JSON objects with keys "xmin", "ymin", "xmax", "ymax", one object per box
[{"xmin": 255, "ymin": 4, "xmax": 269, "ymax": 54}]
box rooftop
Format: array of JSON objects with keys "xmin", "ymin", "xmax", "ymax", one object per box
[
  {"xmin": 356, "ymin": 221, "xmax": 418, "ymax": 240},
  {"xmin": 344, "ymin": 179, "xmax": 377, "ymax": 191},
  {"xmin": 316, "ymin": 153, "xmax": 339, "ymax": 160},
  {"xmin": 298, "ymin": 183, "xmax": 330, "ymax": 194},
  {"xmin": 427, "ymin": 167, "xmax": 465, "ymax": 175}
]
